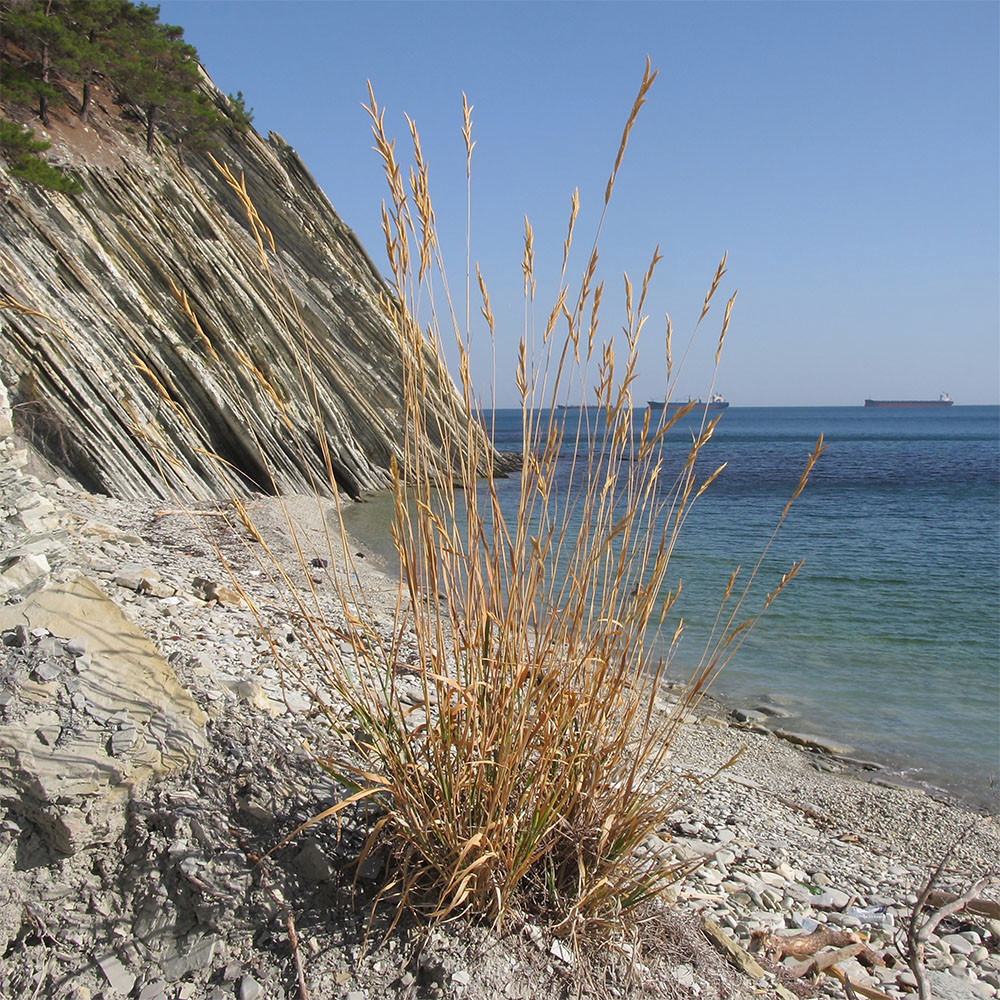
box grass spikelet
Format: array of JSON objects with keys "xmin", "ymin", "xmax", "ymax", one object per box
[
  {"xmin": 522, "ymin": 216, "xmax": 535, "ymax": 299},
  {"xmin": 716, "ymin": 290, "xmax": 737, "ymax": 365},
  {"xmin": 605, "ymin": 56, "xmax": 657, "ymax": 207},
  {"xmin": 562, "ymin": 188, "xmax": 580, "ymax": 280},
  {"xmin": 166, "ymin": 276, "xmax": 219, "ymax": 360},
  {"xmin": 699, "ymin": 250, "xmax": 728, "ymax": 325}
]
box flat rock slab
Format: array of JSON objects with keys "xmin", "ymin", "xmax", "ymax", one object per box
[
  {"xmin": 0, "ymin": 575, "xmax": 206, "ymax": 854},
  {"xmin": 773, "ymin": 729, "xmax": 854, "ymax": 756},
  {"xmin": 925, "ymin": 970, "xmax": 986, "ymax": 1000}
]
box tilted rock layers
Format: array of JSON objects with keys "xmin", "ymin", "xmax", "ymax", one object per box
[{"xmin": 0, "ymin": 79, "xmax": 476, "ymax": 500}]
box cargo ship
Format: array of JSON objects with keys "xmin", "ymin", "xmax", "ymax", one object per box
[
  {"xmin": 864, "ymin": 393, "xmax": 954, "ymax": 408},
  {"xmin": 647, "ymin": 393, "xmax": 730, "ymax": 412}
]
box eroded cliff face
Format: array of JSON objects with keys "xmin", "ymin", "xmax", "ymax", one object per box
[{"xmin": 0, "ymin": 79, "xmax": 472, "ymax": 500}]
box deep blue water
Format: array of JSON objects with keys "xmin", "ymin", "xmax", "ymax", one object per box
[
  {"xmin": 345, "ymin": 406, "xmax": 999, "ymax": 806},
  {"xmin": 486, "ymin": 405, "xmax": 1000, "ymax": 806}
]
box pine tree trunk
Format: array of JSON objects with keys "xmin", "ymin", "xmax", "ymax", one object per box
[
  {"xmin": 80, "ymin": 77, "xmax": 92, "ymax": 124},
  {"xmin": 40, "ymin": 43, "xmax": 50, "ymax": 127},
  {"xmin": 79, "ymin": 29, "xmax": 96, "ymax": 123},
  {"xmin": 39, "ymin": 0, "xmax": 53, "ymax": 127},
  {"xmin": 146, "ymin": 104, "xmax": 156, "ymax": 154}
]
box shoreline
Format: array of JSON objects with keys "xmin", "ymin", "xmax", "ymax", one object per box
[
  {"xmin": 341, "ymin": 488, "xmax": 996, "ymax": 817},
  {"xmin": 1, "ymin": 446, "xmax": 998, "ymax": 998},
  {"xmin": 691, "ymin": 684, "xmax": 999, "ymax": 817}
]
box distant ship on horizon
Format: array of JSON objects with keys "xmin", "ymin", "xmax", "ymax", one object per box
[
  {"xmin": 864, "ymin": 393, "xmax": 954, "ymax": 408},
  {"xmin": 647, "ymin": 393, "xmax": 730, "ymax": 412}
]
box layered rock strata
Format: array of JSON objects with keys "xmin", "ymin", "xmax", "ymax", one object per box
[{"xmin": 1, "ymin": 78, "xmax": 477, "ymax": 501}]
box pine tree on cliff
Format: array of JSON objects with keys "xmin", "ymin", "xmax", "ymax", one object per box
[
  {"xmin": 1, "ymin": 0, "xmax": 245, "ymax": 184},
  {"xmin": 111, "ymin": 5, "xmax": 221, "ymax": 157},
  {"xmin": 65, "ymin": 0, "xmax": 127, "ymax": 124},
  {"xmin": 0, "ymin": 0, "xmax": 79, "ymax": 126}
]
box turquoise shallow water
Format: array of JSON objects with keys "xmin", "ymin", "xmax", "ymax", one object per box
[{"xmin": 345, "ymin": 406, "xmax": 1000, "ymax": 808}]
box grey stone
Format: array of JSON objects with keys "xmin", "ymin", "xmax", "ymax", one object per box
[
  {"xmin": 14, "ymin": 498, "xmax": 58, "ymax": 532},
  {"xmin": 944, "ymin": 934, "xmax": 978, "ymax": 956},
  {"xmin": 114, "ymin": 566, "xmax": 145, "ymax": 591},
  {"xmin": 35, "ymin": 636, "xmax": 61, "ymax": 657},
  {"xmin": 296, "ymin": 841, "xmax": 335, "ymax": 882},
  {"xmin": 2, "ymin": 624, "xmax": 28, "ymax": 647},
  {"xmin": 747, "ymin": 910, "xmax": 786, "ymax": 930},
  {"xmin": 137, "ymin": 981, "xmax": 168, "ymax": 1000},
  {"xmin": 782, "ymin": 882, "xmax": 816, "ymax": 904},
  {"xmin": 753, "ymin": 701, "xmax": 794, "ymax": 718},
  {"xmin": 239, "ymin": 976, "xmax": 263, "ymax": 1000},
  {"xmin": 162, "ymin": 933, "xmax": 222, "ymax": 982},
  {"xmin": 109, "ymin": 725, "xmax": 137, "ymax": 757},
  {"xmin": 811, "ymin": 888, "xmax": 852, "ymax": 910},
  {"xmin": 133, "ymin": 897, "xmax": 175, "ymax": 942},
  {"xmin": 64, "ymin": 635, "xmax": 89, "ymax": 656},
  {"xmin": 733, "ymin": 708, "xmax": 768, "ymax": 724},
  {"xmin": 32, "ymin": 714, "xmax": 61, "ymax": 746},
  {"xmin": 96, "ymin": 952, "xmax": 136, "ymax": 995},
  {"xmin": 924, "ymin": 970, "xmax": 986, "ymax": 999},
  {"xmin": 774, "ymin": 729, "xmax": 854, "ymax": 755},
  {"xmin": 2, "ymin": 552, "xmax": 50, "ymax": 588},
  {"xmin": 32, "ymin": 660, "xmax": 63, "ymax": 682},
  {"xmin": 238, "ymin": 797, "xmax": 275, "ymax": 823},
  {"xmin": 670, "ymin": 964, "xmax": 698, "ymax": 988}
]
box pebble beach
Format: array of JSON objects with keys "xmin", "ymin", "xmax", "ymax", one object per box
[{"xmin": 1, "ymin": 414, "xmax": 998, "ymax": 1000}]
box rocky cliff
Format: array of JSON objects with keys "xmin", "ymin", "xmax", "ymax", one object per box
[{"xmin": 0, "ymin": 75, "xmax": 474, "ymax": 501}]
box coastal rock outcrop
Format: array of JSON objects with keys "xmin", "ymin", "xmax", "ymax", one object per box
[
  {"xmin": 0, "ymin": 574, "xmax": 207, "ymax": 855},
  {"xmin": 1, "ymin": 76, "xmax": 475, "ymax": 501}
]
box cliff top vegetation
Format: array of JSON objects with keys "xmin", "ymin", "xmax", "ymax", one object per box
[{"xmin": 0, "ymin": 0, "xmax": 252, "ymax": 190}]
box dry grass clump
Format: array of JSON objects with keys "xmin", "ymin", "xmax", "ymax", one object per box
[{"xmin": 163, "ymin": 59, "xmax": 823, "ymax": 936}]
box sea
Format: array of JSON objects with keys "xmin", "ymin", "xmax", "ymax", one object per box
[{"xmin": 343, "ymin": 405, "xmax": 1000, "ymax": 809}]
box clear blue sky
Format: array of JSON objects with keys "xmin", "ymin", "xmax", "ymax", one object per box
[{"xmin": 158, "ymin": 0, "xmax": 999, "ymax": 407}]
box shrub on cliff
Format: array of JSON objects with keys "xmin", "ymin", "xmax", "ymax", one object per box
[{"xmin": 0, "ymin": 117, "xmax": 81, "ymax": 193}]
